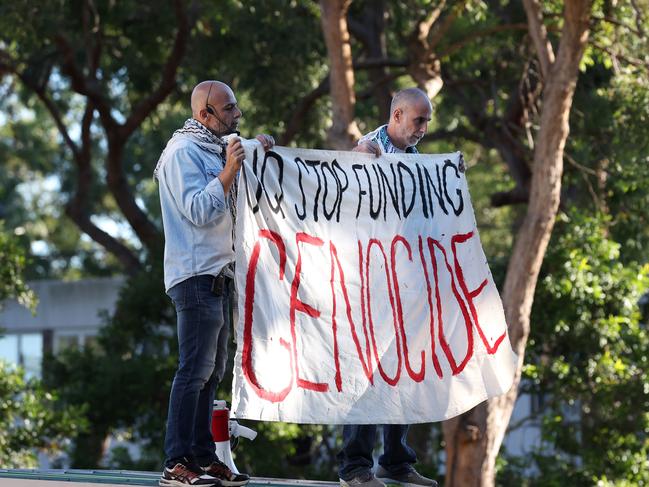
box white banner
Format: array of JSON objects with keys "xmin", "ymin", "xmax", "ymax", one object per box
[{"xmin": 232, "ymin": 142, "xmax": 517, "ymax": 424}]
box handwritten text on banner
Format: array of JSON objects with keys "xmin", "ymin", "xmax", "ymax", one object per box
[{"xmin": 232, "ymin": 143, "xmax": 517, "ymax": 424}]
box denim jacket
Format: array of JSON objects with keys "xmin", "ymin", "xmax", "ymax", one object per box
[{"xmin": 157, "ymin": 135, "xmax": 233, "ymax": 292}]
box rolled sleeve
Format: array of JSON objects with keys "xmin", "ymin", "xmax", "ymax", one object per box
[
  {"xmin": 205, "ymin": 176, "xmax": 230, "ymax": 212},
  {"xmin": 163, "ymin": 146, "xmax": 229, "ymax": 226}
]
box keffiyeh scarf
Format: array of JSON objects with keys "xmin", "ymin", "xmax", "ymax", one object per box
[
  {"xmin": 359, "ymin": 124, "xmax": 419, "ymax": 154},
  {"xmin": 154, "ymin": 118, "xmax": 239, "ymax": 234},
  {"xmin": 153, "ymin": 118, "xmax": 227, "ymax": 180}
]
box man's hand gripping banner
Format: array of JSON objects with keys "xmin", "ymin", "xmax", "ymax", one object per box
[{"xmin": 232, "ymin": 143, "xmax": 517, "ymax": 424}]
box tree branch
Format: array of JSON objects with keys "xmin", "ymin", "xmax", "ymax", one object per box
[
  {"xmin": 55, "ymin": 29, "xmax": 162, "ymax": 253},
  {"xmin": 591, "ymin": 41, "xmax": 649, "ymax": 72},
  {"xmin": 355, "ymin": 70, "xmax": 406, "ymax": 100},
  {"xmin": 439, "ymin": 23, "xmax": 530, "ymax": 58},
  {"xmin": 82, "ymin": 0, "xmax": 102, "ymax": 76},
  {"xmin": 591, "ymin": 13, "xmax": 644, "ymax": 38},
  {"xmin": 319, "ymin": 0, "xmax": 362, "ymax": 149},
  {"xmin": 64, "ymin": 206, "xmax": 142, "ymax": 274},
  {"xmin": 80, "ymin": 100, "xmax": 94, "ymax": 162},
  {"xmin": 67, "ymin": 103, "xmax": 142, "ymax": 273},
  {"xmin": 443, "ymin": 62, "xmax": 536, "ymax": 208},
  {"xmin": 404, "ymin": 2, "xmax": 459, "ymax": 99},
  {"xmin": 0, "ymin": 50, "xmax": 13, "ymax": 77},
  {"xmin": 278, "ymin": 76, "xmax": 330, "ymax": 146},
  {"xmin": 353, "ymin": 57, "xmax": 408, "ymax": 69},
  {"xmin": 490, "ymin": 187, "xmax": 529, "ymax": 207},
  {"xmin": 421, "ymin": 126, "xmax": 481, "ymax": 144},
  {"xmin": 105, "ymin": 1, "xmax": 190, "ymax": 251},
  {"xmin": 105, "ymin": 143, "xmax": 162, "ymax": 253},
  {"xmin": 630, "ymin": 0, "xmax": 646, "ymax": 37},
  {"xmin": 347, "ymin": 1, "xmax": 393, "ymax": 119},
  {"xmin": 522, "ymin": 0, "xmax": 555, "ymax": 78},
  {"xmin": 8, "ymin": 59, "xmax": 81, "ymax": 160},
  {"xmin": 34, "ymin": 91, "xmax": 80, "ymax": 158},
  {"xmin": 411, "ymin": 1, "xmax": 446, "ymax": 49},
  {"xmin": 120, "ymin": 0, "xmax": 190, "ymax": 139},
  {"xmin": 280, "ymin": 47, "xmax": 410, "ymax": 146},
  {"xmin": 53, "ymin": 34, "xmax": 117, "ymax": 131},
  {"xmin": 55, "ymin": 5, "xmax": 171, "ymax": 253},
  {"xmin": 427, "ymin": 6, "xmax": 459, "ymax": 51},
  {"xmin": 347, "ymin": 16, "xmax": 372, "ymax": 48},
  {"xmin": 4, "ymin": 48, "xmax": 142, "ymax": 272}
]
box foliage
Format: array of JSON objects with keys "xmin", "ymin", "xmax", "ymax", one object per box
[
  {"xmin": 1, "ymin": 0, "xmax": 648, "ymax": 482},
  {"xmin": 503, "ymin": 212, "xmax": 649, "ymax": 485},
  {"xmin": 0, "ymin": 0, "xmax": 333, "ymax": 279},
  {"xmin": 189, "ymin": 0, "xmax": 327, "ymax": 145},
  {"xmin": 0, "ymin": 222, "xmax": 36, "ymax": 311},
  {"xmin": 0, "ymin": 361, "xmax": 85, "ymax": 468},
  {"xmin": 605, "ymin": 79, "xmax": 649, "ymax": 263},
  {"xmin": 42, "ymin": 258, "xmax": 176, "ymax": 468},
  {"xmin": 0, "ymin": 226, "xmax": 82, "ymax": 467},
  {"xmin": 44, "ymin": 257, "xmax": 345, "ymax": 476}
]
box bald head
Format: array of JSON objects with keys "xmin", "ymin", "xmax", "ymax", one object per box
[
  {"xmin": 191, "ymin": 80, "xmax": 231, "ymax": 118},
  {"xmin": 190, "ymin": 80, "xmax": 242, "ymax": 136},
  {"xmin": 389, "ymin": 88, "xmax": 431, "ymax": 116},
  {"xmin": 386, "ymin": 87, "xmax": 432, "ymax": 150}
]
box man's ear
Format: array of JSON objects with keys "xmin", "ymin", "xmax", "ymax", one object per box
[
  {"xmin": 197, "ymin": 108, "xmax": 209, "ymax": 123},
  {"xmin": 393, "ymin": 108, "xmax": 402, "ymax": 123}
]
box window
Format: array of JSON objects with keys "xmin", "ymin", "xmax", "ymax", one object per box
[
  {"xmin": 21, "ymin": 334, "xmax": 43, "ymax": 378},
  {"xmin": 0, "ymin": 333, "xmax": 43, "ymax": 378},
  {"xmin": 0, "ymin": 334, "xmax": 19, "ymax": 364}
]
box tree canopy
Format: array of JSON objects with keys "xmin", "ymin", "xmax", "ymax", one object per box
[{"xmin": 1, "ymin": 0, "xmax": 647, "ymax": 485}]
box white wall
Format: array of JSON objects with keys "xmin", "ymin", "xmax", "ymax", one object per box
[
  {"xmin": 0, "ymin": 277, "xmax": 125, "ymax": 334},
  {"xmin": 0, "ymin": 277, "xmax": 125, "ymax": 374}
]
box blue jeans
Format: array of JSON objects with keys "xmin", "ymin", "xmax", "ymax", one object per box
[
  {"xmin": 338, "ymin": 425, "xmax": 417, "ymax": 480},
  {"xmin": 164, "ymin": 274, "xmax": 231, "ymax": 467}
]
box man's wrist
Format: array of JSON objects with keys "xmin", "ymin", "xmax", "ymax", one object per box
[{"xmin": 221, "ymin": 164, "xmax": 236, "ymax": 180}]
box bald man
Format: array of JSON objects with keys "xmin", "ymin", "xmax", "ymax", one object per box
[
  {"xmin": 337, "ymin": 88, "xmax": 438, "ymax": 487},
  {"xmin": 155, "ymin": 80, "xmax": 273, "ymax": 487},
  {"xmin": 355, "ymin": 87, "xmax": 432, "ymax": 156}
]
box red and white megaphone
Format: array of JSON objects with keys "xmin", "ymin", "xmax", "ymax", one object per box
[{"xmin": 211, "ymin": 400, "xmax": 257, "ymax": 474}]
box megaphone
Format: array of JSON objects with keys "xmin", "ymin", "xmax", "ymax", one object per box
[{"xmin": 211, "ymin": 400, "xmax": 257, "ymax": 474}]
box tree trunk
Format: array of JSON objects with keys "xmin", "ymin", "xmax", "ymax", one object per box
[
  {"xmin": 319, "ymin": 0, "xmax": 362, "ymax": 150},
  {"xmin": 7, "ymin": 1, "xmax": 189, "ymax": 269},
  {"xmin": 69, "ymin": 430, "xmax": 109, "ymax": 468},
  {"xmin": 406, "ymin": 4, "xmax": 455, "ymax": 100},
  {"xmin": 443, "ymin": 2, "xmax": 593, "ymax": 485},
  {"xmin": 106, "ymin": 140, "xmax": 163, "ymax": 255},
  {"xmin": 348, "ymin": 0, "xmax": 392, "ymax": 120}
]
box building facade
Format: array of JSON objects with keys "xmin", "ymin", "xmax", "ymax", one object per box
[{"xmin": 0, "ymin": 277, "xmax": 125, "ymax": 377}]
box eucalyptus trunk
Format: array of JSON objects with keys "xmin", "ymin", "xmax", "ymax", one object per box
[
  {"xmin": 443, "ymin": 1, "xmax": 593, "ymax": 485},
  {"xmin": 319, "ymin": 0, "xmax": 362, "ymax": 149}
]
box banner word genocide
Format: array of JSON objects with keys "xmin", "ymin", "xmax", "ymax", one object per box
[{"xmin": 232, "ymin": 144, "xmax": 517, "ymax": 424}]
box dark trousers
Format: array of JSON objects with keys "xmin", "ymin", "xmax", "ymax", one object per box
[
  {"xmin": 164, "ymin": 275, "xmax": 231, "ymax": 467},
  {"xmin": 338, "ymin": 424, "xmax": 417, "ymax": 480}
]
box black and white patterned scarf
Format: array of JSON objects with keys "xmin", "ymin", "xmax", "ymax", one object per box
[
  {"xmin": 359, "ymin": 124, "xmax": 419, "ymax": 154},
  {"xmin": 153, "ymin": 118, "xmax": 226, "ymax": 180},
  {"xmin": 154, "ymin": 118, "xmax": 238, "ymax": 232}
]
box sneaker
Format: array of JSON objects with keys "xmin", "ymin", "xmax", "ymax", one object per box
[
  {"xmin": 375, "ymin": 465, "xmax": 438, "ymax": 487},
  {"xmin": 202, "ymin": 459, "xmax": 250, "ymax": 486},
  {"xmin": 340, "ymin": 471, "xmax": 386, "ymax": 487},
  {"xmin": 160, "ymin": 458, "xmax": 221, "ymax": 486}
]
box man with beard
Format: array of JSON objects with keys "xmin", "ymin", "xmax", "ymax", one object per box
[
  {"xmin": 337, "ymin": 88, "xmax": 440, "ymax": 487},
  {"xmin": 155, "ymin": 80, "xmax": 273, "ymax": 487}
]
